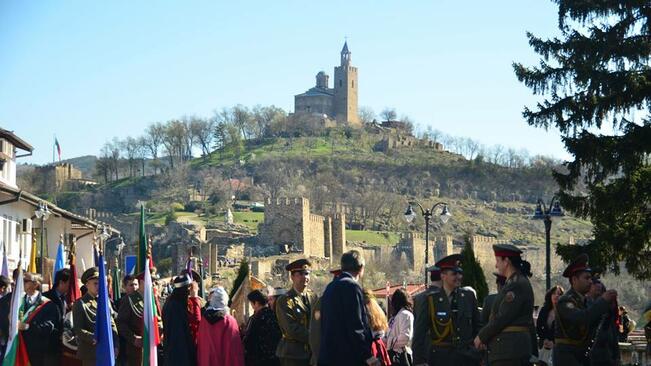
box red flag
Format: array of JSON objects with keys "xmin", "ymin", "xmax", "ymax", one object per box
[{"xmin": 67, "ymin": 248, "xmax": 81, "ymax": 305}]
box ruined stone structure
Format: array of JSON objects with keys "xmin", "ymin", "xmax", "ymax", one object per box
[
  {"xmin": 294, "ymin": 42, "xmax": 360, "ymax": 126},
  {"xmin": 34, "ymin": 163, "xmax": 89, "ymax": 194},
  {"xmin": 374, "ymin": 134, "xmax": 444, "ymax": 153},
  {"xmin": 258, "ymin": 197, "xmax": 346, "ymax": 260}
]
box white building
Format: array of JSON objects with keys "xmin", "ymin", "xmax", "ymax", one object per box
[{"xmin": 0, "ymin": 128, "xmax": 118, "ymax": 278}]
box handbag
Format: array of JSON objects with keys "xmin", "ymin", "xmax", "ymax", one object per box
[
  {"xmin": 387, "ymin": 349, "xmax": 413, "ymax": 366},
  {"xmin": 537, "ymin": 347, "xmax": 553, "ymax": 366}
]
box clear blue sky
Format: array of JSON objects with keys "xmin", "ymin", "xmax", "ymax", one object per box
[{"xmin": 0, "ymin": 1, "xmax": 569, "ymax": 164}]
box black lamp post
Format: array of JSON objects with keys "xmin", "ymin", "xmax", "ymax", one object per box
[
  {"xmin": 532, "ymin": 197, "xmax": 564, "ymax": 291},
  {"xmin": 404, "ymin": 201, "xmax": 451, "ymax": 285}
]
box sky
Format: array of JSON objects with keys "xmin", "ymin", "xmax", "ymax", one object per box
[{"xmin": 0, "ymin": 1, "xmax": 570, "ymax": 164}]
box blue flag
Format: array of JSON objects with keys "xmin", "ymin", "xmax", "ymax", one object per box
[
  {"xmin": 95, "ymin": 253, "xmax": 115, "ymax": 366},
  {"xmin": 54, "ymin": 241, "xmax": 65, "ymax": 274},
  {"xmin": 1, "ymin": 242, "xmax": 8, "ymax": 278}
]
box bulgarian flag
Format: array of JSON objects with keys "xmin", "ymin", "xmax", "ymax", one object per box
[
  {"xmin": 2, "ymin": 266, "xmax": 29, "ymax": 366},
  {"xmin": 54, "ymin": 137, "xmax": 62, "ymax": 162},
  {"xmin": 142, "ymin": 258, "xmax": 160, "ymax": 366},
  {"xmin": 137, "ymin": 204, "xmax": 147, "ymax": 274}
]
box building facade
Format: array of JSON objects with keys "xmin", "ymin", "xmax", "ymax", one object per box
[
  {"xmin": 0, "ymin": 128, "xmax": 117, "ymax": 279},
  {"xmin": 294, "ymin": 42, "xmax": 360, "ymax": 126}
]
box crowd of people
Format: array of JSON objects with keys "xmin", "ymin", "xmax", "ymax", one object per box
[{"xmin": 0, "ymin": 244, "xmax": 648, "ymax": 366}]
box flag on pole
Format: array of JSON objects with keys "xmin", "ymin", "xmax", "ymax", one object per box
[
  {"xmin": 28, "ymin": 236, "xmax": 37, "ymax": 274},
  {"xmin": 94, "ymin": 246, "xmax": 100, "ymax": 268},
  {"xmin": 111, "ymin": 265, "xmax": 121, "ymax": 304},
  {"xmin": 54, "ymin": 239, "xmax": 65, "ymax": 275},
  {"xmin": 1, "ymin": 242, "xmax": 8, "ymax": 278},
  {"xmin": 137, "ymin": 204, "xmax": 146, "ymax": 274},
  {"xmin": 1, "ymin": 263, "xmax": 29, "ymax": 366},
  {"xmin": 54, "ymin": 137, "xmax": 62, "ymax": 162},
  {"xmin": 95, "ymin": 253, "xmax": 115, "ymax": 366},
  {"xmin": 66, "ymin": 241, "xmax": 81, "ymax": 306},
  {"xmin": 142, "ymin": 258, "xmax": 160, "ymax": 366}
]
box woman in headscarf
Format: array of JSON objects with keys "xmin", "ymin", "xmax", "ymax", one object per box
[{"xmin": 197, "ymin": 286, "xmax": 245, "ymax": 366}]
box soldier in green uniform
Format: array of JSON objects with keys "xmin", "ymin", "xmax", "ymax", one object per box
[
  {"xmin": 416, "ymin": 255, "xmax": 481, "ymax": 366},
  {"xmin": 72, "ymin": 267, "xmax": 118, "ymax": 366},
  {"xmin": 276, "ymin": 259, "xmax": 319, "ymax": 366},
  {"xmin": 475, "ymin": 244, "xmax": 536, "ymax": 366},
  {"xmin": 117, "ymin": 271, "xmax": 163, "ymax": 366},
  {"xmin": 553, "ymin": 254, "xmax": 617, "ymax": 366},
  {"xmin": 412, "ymin": 265, "xmax": 442, "ymax": 365}
]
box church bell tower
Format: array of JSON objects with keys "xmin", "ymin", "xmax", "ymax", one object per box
[{"xmin": 333, "ymin": 41, "xmax": 359, "ymax": 125}]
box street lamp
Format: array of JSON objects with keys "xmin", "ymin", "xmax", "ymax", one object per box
[
  {"xmin": 532, "ymin": 197, "xmax": 564, "ymax": 291},
  {"xmin": 404, "ymin": 201, "xmax": 451, "ymax": 285},
  {"xmin": 34, "ymin": 202, "xmax": 51, "ymax": 275}
]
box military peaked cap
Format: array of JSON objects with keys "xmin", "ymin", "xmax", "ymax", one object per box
[
  {"xmin": 435, "ymin": 254, "xmax": 463, "ymax": 273},
  {"xmin": 492, "ymin": 244, "xmax": 523, "ymax": 257},
  {"xmin": 285, "ymin": 258, "xmax": 312, "ymax": 273},
  {"xmin": 81, "ymin": 267, "xmax": 100, "ymax": 284},
  {"xmin": 562, "ymin": 253, "xmax": 592, "ymax": 278}
]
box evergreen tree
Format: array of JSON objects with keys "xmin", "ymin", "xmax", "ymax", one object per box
[
  {"xmin": 228, "ymin": 259, "xmax": 249, "ymax": 305},
  {"xmin": 460, "ymin": 238, "xmax": 488, "ymax": 304},
  {"xmin": 514, "ymin": 1, "xmax": 651, "ymax": 279}
]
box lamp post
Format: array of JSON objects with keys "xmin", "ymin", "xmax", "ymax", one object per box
[
  {"xmin": 34, "ymin": 202, "xmax": 51, "ymax": 275},
  {"xmin": 404, "ymin": 201, "xmax": 451, "ymax": 285},
  {"xmin": 532, "ymin": 197, "xmax": 564, "ymax": 291}
]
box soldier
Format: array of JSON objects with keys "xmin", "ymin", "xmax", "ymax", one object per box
[
  {"xmin": 475, "ymin": 244, "xmax": 536, "ymax": 366},
  {"xmin": 412, "ymin": 265, "xmax": 441, "ymax": 365},
  {"xmin": 72, "ymin": 267, "xmax": 118, "ymax": 366},
  {"xmin": 553, "ymin": 254, "xmax": 617, "ymax": 366},
  {"xmin": 275, "ymin": 259, "xmax": 318, "ymax": 366},
  {"xmin": 416, "ymin": 255, "xmax": 481, "ymax": 366},
  {"xmin": 117, "ymin": 271, "xmax": 163, "ymax": 366}
]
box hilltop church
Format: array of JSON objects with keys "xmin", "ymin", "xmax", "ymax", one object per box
[{"xmin": 294, "ymin": 42, "xmax": 360, "ymax": 126}]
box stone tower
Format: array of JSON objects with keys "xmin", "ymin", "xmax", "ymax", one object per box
[{"xmin": 333, "ymin": 41, "xmax": 360, "ymax": 125}]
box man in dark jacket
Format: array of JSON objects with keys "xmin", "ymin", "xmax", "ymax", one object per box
[
  {"xmin": 318, "ymin": 250, "xmax": 379, "ymax": 366},
  {"xmin": 34, "ymin": 268, "xmax": 71, "ymax": 366},
  {"xmin": 163, "ymin": 274, "xmax": 196, "ymax": 365}
]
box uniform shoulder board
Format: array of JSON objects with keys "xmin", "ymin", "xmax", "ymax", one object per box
[{"xmin": 565, "ymin": 302, "xmax": 575, "ymax": 309}]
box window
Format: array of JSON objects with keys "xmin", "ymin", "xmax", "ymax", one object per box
[
  {"xmin": 339, "ymin": 80, "xmax": 342, "ymax": 87},
  {"xmin": 352, "ymin": 80, "xmax": 355, "ymax": 88}
]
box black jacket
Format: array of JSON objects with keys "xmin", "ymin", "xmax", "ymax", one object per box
[
  {"xmin": 163, "ymin": 296, "xmax": 196, "ymax": 366},
  {"xmin": 243, "ymin": 306, "xmax": 281, "ymax": 366},
  {"xmin": 318, "ymin": 272, "xmax": 373, "ymax": 366},
  {"xmin": 536, "ymin": 304, "xmax": 555, "ymax": 347},
  {"xmin": 22, "ymin": 292, "xmax": 62, "ymax": 365}
]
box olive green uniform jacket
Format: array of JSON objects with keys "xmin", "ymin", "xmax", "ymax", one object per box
[
  {"xmin": 72, "ymin": 292, "xmax": 118, "ymax": 366},
  {"xmin": 477, "ymin": 272, "xmax": 536, "ymax": 363},
  {"xmin": 552, "ymin": 288, "xmax": 609, "ymax": 366},
  {"xmin": 412, "ymin": 285, "xmax": 440, "ymax": 364},
  {"xmin": 275, "ymin": 287, "xmax": 318, "ymax": 362}
]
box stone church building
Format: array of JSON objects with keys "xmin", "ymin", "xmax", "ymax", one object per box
[{"xmin": 294, "ymin": 42, "xmax": 360, "ymax": 126}]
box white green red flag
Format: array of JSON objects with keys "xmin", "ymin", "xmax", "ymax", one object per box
[
  {"xmin": 2, "ymin": 266, "xmax": 29, "ymax": 366},
  {"xmin": 142, "ymin": 258, "xmax": 160, "ymax": 366}
]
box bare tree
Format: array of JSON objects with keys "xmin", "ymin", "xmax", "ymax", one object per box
[
  {"xmin": 189, "ymin": 117, "xmax": 214, "ymax": 158},
  {"xmin": 380, "ymin": 108, "xmax": 397, "ymax": 122},
  {"xmin": 358, "ymin": 106, "xmax": 376, "ymax": 124},
  {"xmin": 122, "ymin": 137, "xmax": 139, "ymax": 177},
  {"xmin": 145, "ymin": 122, "xmax": 165, "ymax": 175},
  {"xmin": 136, "ymin": 136, "xmax": 148, "ymax": 176}
]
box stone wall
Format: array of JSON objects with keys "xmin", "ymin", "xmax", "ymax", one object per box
[{"xmin": 331, "ymin": 213, "xmax": 346, "ymax": 261}]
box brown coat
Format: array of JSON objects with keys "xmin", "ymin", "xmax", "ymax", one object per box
[{"xmin": 275, "ymin": 287, "xmax": 318, "ymax": 361}]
